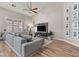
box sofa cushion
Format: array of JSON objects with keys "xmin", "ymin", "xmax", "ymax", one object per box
[
  {"xmin": 22, "ymin": 37, "xmax": 44, "ymax": 56},
  {"xmin": 6, "ymin": 33, "xmax": 14, "ymax": 47},
  {"xmin": 14, "ymin": 36, "xmax": 27, "ymax": 54},
  {"xmin": 21, "ymin": 35, "xmax": 32, "ymax": 42}
]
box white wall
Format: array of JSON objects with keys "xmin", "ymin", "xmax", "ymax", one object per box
[
  {"xmin": 0, "ymin": 16, "xmax": 6, "ymax": 32},
  {"xmin": 33, "ymin": 2, "xmax": 64, "ymax": 39},
  {"xmin": 32, "ymin": 2, "xmax": 79, "ymax": 47},
  {"xmin": 0, "ymin": 7, "xmax": 32, "ymax": 33},
  {"xmin": 61, "ymin": 2, "xmax": 79, "ymax": 47},
  {"xmin": 24, "ymin": 16, "xmax": 33, "ymax": 26},
  {"xmin": 1, "ymin": 2, "xmax": 79, "ymax": 47},
  {"xmin": 0, "ymin": 2, "xmax": 64, "ymax": 39}
]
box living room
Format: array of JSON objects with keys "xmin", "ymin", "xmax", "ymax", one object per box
[{"xmin": 0, "ymin": 1, "xmax": 79, "ymax": 57}]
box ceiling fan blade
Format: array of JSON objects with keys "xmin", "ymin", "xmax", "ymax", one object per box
[
  {"xmin": 23, "ymin": 2, "xmax": 38, "ymax": 14},
  {"xmin": 32, "ymin": 8, "xmax": 38, "ymax": 10},
  {"xmin": 32, "ymin": 10, "xmax": 37, "ymax": 13}
]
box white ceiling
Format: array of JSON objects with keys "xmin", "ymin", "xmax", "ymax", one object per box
[{"xmin": 0, "ymin": 2, "xmax": 48, "ymax": 16}]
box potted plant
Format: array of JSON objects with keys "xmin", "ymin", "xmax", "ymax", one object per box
[
  {"xmin": 47, "ymin": 31, "xmax": 54, "ymax": 40},
  {"xmin": 0, "ymin": 32, "xmax": 4, "ymax": 40},
  {"xmin": 0, "ymin": 29, "xmax": 6, "ymax": 41}
]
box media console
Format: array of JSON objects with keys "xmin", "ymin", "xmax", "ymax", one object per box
[{"xmin": 35, "ymin": 23, "xmax": 48, "ymax": 37}]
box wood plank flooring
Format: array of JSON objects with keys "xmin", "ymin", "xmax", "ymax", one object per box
[
  {"xmin": 0, "ymin": 40, "xmax": 79, "ymax": 57},
  {"xmin": 0, "ymin": 41, "xmax": 16, "ymax": 57},
  {"xmin": 32, "ymin": 40, "xmax": 79, "ymax": 57}
]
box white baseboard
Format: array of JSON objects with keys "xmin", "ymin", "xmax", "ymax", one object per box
[{"xmin": 54, "ymin": 37, "xmax": 79, "ymax": 48}]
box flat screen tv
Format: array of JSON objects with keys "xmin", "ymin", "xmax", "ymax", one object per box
[{"xmin": 37, "ymin": 25, "xmax": 46, "ymax": 32}]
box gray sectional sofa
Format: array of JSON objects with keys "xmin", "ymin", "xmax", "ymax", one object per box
[{"xmin": 3, "ymin": 33, "xmax": 44, "ymax": 57}]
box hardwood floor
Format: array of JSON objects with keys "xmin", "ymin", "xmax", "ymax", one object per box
[
  {"xmin": 0, "ymin": 41, "xmax": 16, "ymax": 57},
  {"xmin": 32, "ymin": 40, "xmax": 79, "ymax": 57},
  {"xmin": 0, "ymin": 40, "xmax": 79, "ymax": 57}
]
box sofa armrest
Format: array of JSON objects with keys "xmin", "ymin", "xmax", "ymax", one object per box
[{"xmin": 22, "ymin": 38, "xmax": 44, "ymax": 57}]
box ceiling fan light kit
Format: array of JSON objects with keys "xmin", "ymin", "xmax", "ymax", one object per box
[{"xmin": 23, "ymin": 2, "xmax": 38, "ymax": 13}]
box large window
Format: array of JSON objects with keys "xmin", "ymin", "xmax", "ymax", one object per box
[{"xmin": 6, "ymin": 19, "xmax": 24, "ymax": 33}]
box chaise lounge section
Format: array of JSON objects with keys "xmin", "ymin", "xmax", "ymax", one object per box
[{"xmin": 3, "ymin": 33, "xmax": 44, "ymax": 57}]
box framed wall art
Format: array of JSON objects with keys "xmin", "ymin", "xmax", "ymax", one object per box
[
  {"xmin": 71, "ymin": 21, "xmax": 78, "ymax": 29},
  {"xmin": 65, "ymin": 30, "xmax": 70, "ymax": 39},
  {"xmin": 71, "ymin": 30, "xmax": 78, "ymax": 39},
  {"xmin": 73, "ymin": 3, "xmax": 78, "ymax": 11},
  {"xmin": 73, "ymin": 11, "xmax": 78, "ymax": 20}
]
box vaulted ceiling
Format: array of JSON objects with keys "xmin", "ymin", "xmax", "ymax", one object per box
[{"xmin": 0, "ymin": 2, "xmax": 63, "ymax": 16}]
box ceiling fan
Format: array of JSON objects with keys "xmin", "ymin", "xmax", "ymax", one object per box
[{"xmin": 23, "ymin": 2, "xmax": 38, "ymax": 13}]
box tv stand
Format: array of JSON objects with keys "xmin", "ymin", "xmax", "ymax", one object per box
[{"xmin": 35, "ymin": 32, "xmax": 47, "ymax": 37}]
